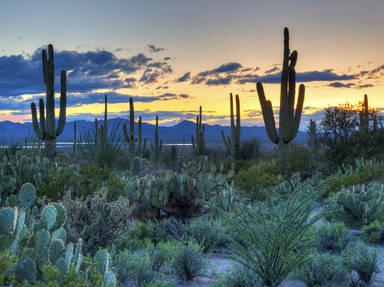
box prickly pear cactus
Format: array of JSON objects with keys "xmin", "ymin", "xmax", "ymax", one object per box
[{"xmin": 335, "ymin": 182, "xmax": 384, "ymax": 226}]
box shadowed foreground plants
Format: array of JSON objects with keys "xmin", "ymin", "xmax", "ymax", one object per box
[{"xmin": 221, "ymin": 181, "xmax": 326, "ymax": 287}]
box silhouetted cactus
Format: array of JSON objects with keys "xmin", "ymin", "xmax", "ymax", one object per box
[
  {"xmin": 359, "ymin": 94, "xmax": 370, "ymax": 132},
  {"xmin": 123, "ymin": 98, "xmax": 146, "ymax": 157},
  {"xmin": 151, "ymin": 116, "xmax": 162, "ymax": 163},
  {"xmin": 31, "ymin": 44, "xmax": 67, "ymax": 160},
  {"xmin": 221, "ymin": 93, "xmax": 241, "ymax": 159},
  {"xmin": 191, "ymin": 106, "xmax": 205, "ymax": 156},
  {"xmin": 257, "ymin": 28, "xmax": 305, "ymax": 159},
  {"xmin": 73, "ymin": 121, "xmax": 77, "ymax": 154}
]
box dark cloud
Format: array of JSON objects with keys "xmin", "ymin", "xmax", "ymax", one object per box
[
  {"xmin": 0, "ymin": 47, "xmax": 172, "ymax": 99},
  {"xmin": 206, "ymin": 77, "xmax": 232, "ymax": 86},
  {"xmin": 356, "ymin": 84, "xmax": 374, "ymax": 89},
  {"xmin": 238, "ymin": 69, "xmax": 356, "ymax": 84},
  {"xmin": 328, "ymin": 82, "xmax": 355, "ymax": 88},
  {"xmin": 198, "ymin": 62, "xmax": 242, "ymax": 77},
  {"xmin": 265, "ymin": 66, "xmax": 280, "ymax": 74},
  {"xmin": 148, "ymin": 44, "xmax": 165, "ymax": 53},
  {"xmin": 176, "ymin": 72, "xmax": 191, "ymax": 82}
]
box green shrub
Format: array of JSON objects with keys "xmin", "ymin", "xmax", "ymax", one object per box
[
  {"xmin": 186, "ymin": 218, "xmax": 227, "ymax": 252},
  {"xmin": 316, "ymin": 222, "xmax": 352, "ymax": 253},
  {"xmin": 114, "ymin": 220, "xmax": 157, "ymax": 251},
  {"xmin": 115, "ymin": 250, "xmax": 155, "ymax": 285},
  {"xmin": 324, "ymin": 159, "xmax": 384, "ymax": 196},
  {"xmin": 296, "ymin": 252, "xmax": 347, "ymax": 287},
  {"xmin": 286, "ymin": 144, "xmax": 316, "ymax": 178},
  {"xmin": 342, "ymin": 241, "xmax": 379, "ymax": 286},
  {"xmin": 362, "ymin": 221, "xmax": 384, "ymax": 244},
  {"xmin": 171, "ymin": 241, "xmax": 205, "ymax": 281},
  {"xmin": 214, "ymin": 264, "xmax": 261, "ymax": 287},
  {"xmin": 234, "ymin": 160, "xmax": 282, "ymax": 201}
]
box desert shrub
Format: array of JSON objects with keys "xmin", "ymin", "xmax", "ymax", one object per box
[
  {"xmin": 238, "ymin": 138, "xmax": 260, "ymax": 160},
  {"xmin": 296, "ymin": 252, "xmax": 347, "ymax": 287},
  {"xmin": 362, "ymin": 221, "xmax": 384, "ymax": 244},
  {"xmin": 324, "ymin": 159, "xmax": 384, "ymax": 196},
  {"xmin": 63, "ymin": 190, "xmax": 132, "ymax": 254},
  {"xmin": 214, "ymin": 264, "xmax": 261, "ymax": 287},
  {"xmin": 342, "ymin": 241, "xmax": 379, "ymax": 286},
  {"xmin": 186, "ymin": 217, "xmax": 227, "ymax": 252},
  {"xmin": 286, "ymin": 145, "xmax": 316, "ymax": 178},
  {"xmin": 327, "ymin": 182, "xmax": 384, "ymax": 227},
  {"xmin": 234, "ymin": 160, "xmax": 282, "ymax": 201},
  {"xmin": 316, "ymin": 222, "xmax": 352, "ymax": 253},
  {"xmin": 222, "ymin": 180, "xmax": 325, "ymax": 287},
  {"xmin": 0, "ymin": 252, "xmax": 17, "ymax": 285},
  {"xmin": 115, "ymin": 244, "xmax": 174, "ymax": 286},
  {"xmin": 171, "ymin": 241, "xmax": 205, "ymax": 281},
  {"xmin": 114, "ymin": 220, "xmax": 170, "ymax": 251},
  {"xmin": 115, "ymin": 250, "xmax": 155, "ymax": 285}
]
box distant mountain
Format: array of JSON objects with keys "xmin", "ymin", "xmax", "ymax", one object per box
[{"xmin": 0, "ymin": 119, "xmax": 307, "ymax": 147}]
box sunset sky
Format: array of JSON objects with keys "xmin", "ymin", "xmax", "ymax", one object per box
[{"xmin": 0, "ymin": 0, "xmax": 383, "ymax": 128}]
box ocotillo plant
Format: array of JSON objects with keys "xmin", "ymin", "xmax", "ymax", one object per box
[
  {"xmin": 221, "ymin": 93, "xmax": 241, "ymax": 159},
  {"xmin": 256, "ymin": 27, "xmax": 305, "ymax": 160},
  {"xmin": 191, "ymin": 106, "xmax": 205, "ymax": 156},
  {"xmin": 123, "ymin": 98, "xmax": 146, "ymax": 157},
  {"xmin": 30, "ymin": 44, "xmax": 67, "ymax": 160},
  {"xmin": 151, "ymin": 116, "xmax": 162, "ymax": 163}
]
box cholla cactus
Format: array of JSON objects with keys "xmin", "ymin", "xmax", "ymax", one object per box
[
  {"xmin": 257, "ymin": 28, "xmax": 305, "ymax": 157},
  {"xmin": 221, "ymin": 93, "xmax": 241, "ymax": 159},
  {"xmin": 30, "ymin": 44, "xmax": 67, "ymax": 160}
]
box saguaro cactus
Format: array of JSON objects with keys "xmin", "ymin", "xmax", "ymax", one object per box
[
  {"xmin": 151, "ymin": 116, "xmax": 162, "ymax": 162},
  {"xmin": 359, "ymin": 94, "xmax": 369, "ymax": 132},
  {"xmin": 221, "ymin": 93, "xmax": 241, "ymax": 159},
  {"xmin": 31, "ymin": 44, "xmax": 67, "ymax": 160},
  {"xmin": 257, "ymin": 27, "xmax": 305, "ymax": 159},
  {"xmin": 191, "ymin": 106, "xmax": 205, "ymax": 156},
  {"xmin": 123, "ymin": 98, "xmax": 146, "ymax": 157}
]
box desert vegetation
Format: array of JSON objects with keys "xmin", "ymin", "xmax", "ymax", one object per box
[{"xmin": 1, "ymin": 27, "xmax": 384, "ymax": 287}]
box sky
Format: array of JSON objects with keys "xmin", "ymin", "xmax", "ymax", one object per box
[{"xmin": 0, "ymin": 0, "xmax": 383, "ymax": 128}]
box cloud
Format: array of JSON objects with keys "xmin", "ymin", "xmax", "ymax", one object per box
[
  {"xmin": 265, "ymin": 66, "xmax": 280, "ymax": 74},
  {"xmin": 206, "ymin": 77, "xmax": 232, "ymax": 86},
  {"xmin": 198, "ymin": 62, "xmax": 242, "ymax": 77},
  {"xmin": 0, "ymin": 47, "xmax": 173, "ymax": 99},
  {"xmin": 176, "ymin": 72, "xmax": 191, "ymax": 82},
  {"xmin": 356, "ymin": 84, "xmax": 374, "ymax": 89},
  {"xmin": 328, "ymin": 82, "xmax": 355, "ymax": 88},
  {"xmin": 238, "ymin": 69, "xmax": 356, "ymax": 84},
  {"xmin": 148, "ymin": 44, "xmax": 165, "ymax": 53}
]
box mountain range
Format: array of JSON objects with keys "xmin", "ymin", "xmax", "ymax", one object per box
[{"xmin": 0, "ymin": 119, "xmax": 307, "ymax": 147}]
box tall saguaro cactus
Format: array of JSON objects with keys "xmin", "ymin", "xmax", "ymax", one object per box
[
  {"xmin": 31, "ymin": 44, "xmax": 67, "ymax": 160},
  {"xmin": 257, "ymin": 27, "xmax": 305, "ymax": 159},
  {"xmin": 221, "ymin": 93, "xmax": 241, "ymax": 159},
  {"xmin": 359, "ymin": 94, "xmax": 369, "ymax": 133},
  {"xmin": 191, "ymin": 106, "xmax": 205, "ymax": 156}
]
